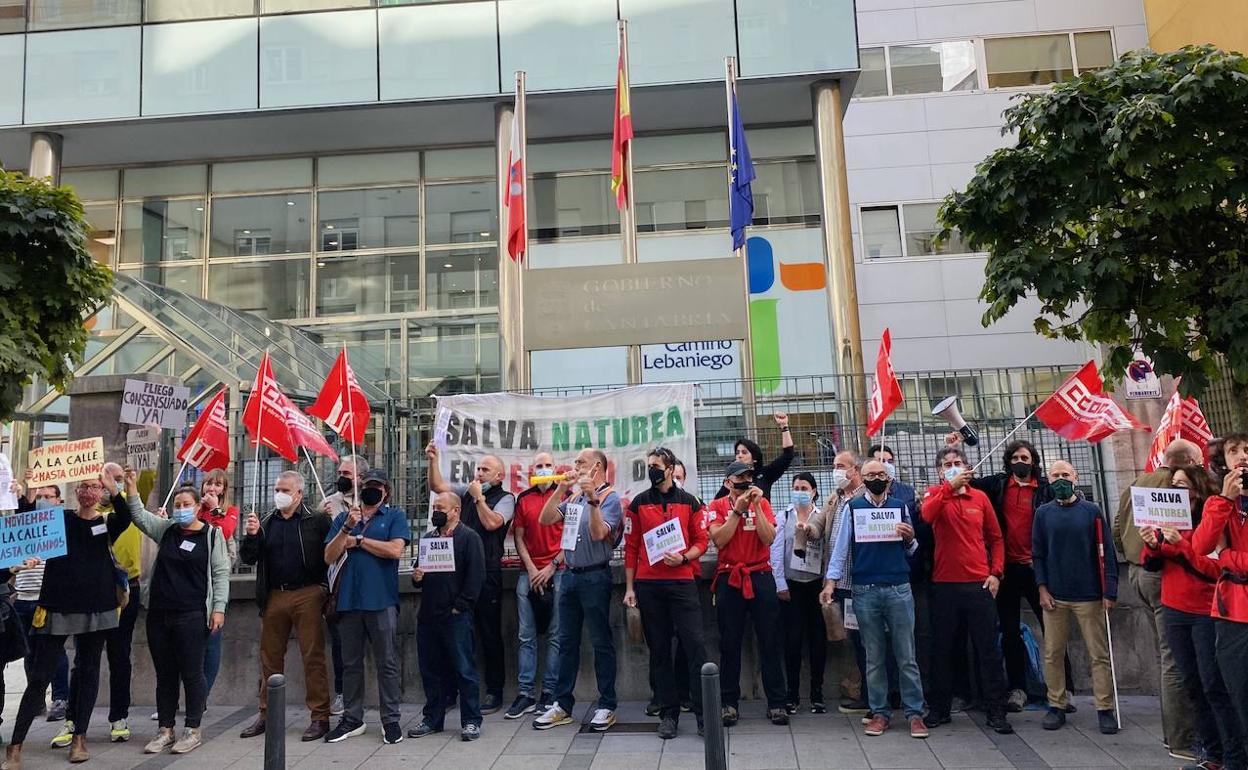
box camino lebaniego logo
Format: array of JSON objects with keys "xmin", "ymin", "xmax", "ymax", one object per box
[{"xmin": 746, "ymin": 234, "xmax": 827, "ymax": 393}]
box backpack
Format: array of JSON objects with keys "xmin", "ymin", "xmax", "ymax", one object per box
[{"xmin": 1020, "ymin": 623, "xmax": 1047, "ymax": 701}]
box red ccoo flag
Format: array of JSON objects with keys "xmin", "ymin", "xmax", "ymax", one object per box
[
  {"xmin": 243, "ymin": 351, "xmax": 299, "ymax": 462},
  {"xmin": 505, "ymin": 95, "xmax": 526, "ymax": 261},
  {"xmin": 176, "ymin": 389, "xmax": 230, "ymax": 473},
  {"xmin": 287, "ymin": 403, "xmax": 339, "ymax": 463},
  {"xmin": 609, "ymin": 34, "xmax": 633, "ymax": 210},
  {"xmin": 1144, "ymin": 383, "xmax": 1213, "ymax": 472},
  {"xmin": 308, "ymin": 348, "xmax": 371, "ymax": 445},
  {"xmin": 866, "ymin": 328, "xmax": 903, "ymax": 437},
  {"xmin": 1036, "ymin": 360, "xmax": 1149, "ymax": 443}
]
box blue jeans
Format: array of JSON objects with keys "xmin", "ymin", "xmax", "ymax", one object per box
[
  {"xmin": 1166, "ymin": 608, "xmax": 1246, "ymax": 770},
  {"xmin": 14, "ymin": 599, "xmax": 69, "ymax": 701},
  {"xmin": 554, "ymin": 567, "xmax": 616, "ymax": 712},
  {"xmin": 853, "ymin": 583, "xmax": 924, "ymax": 719},
  {"xmin": 203, "ymin": 628, "xmax": 223, "ymax": 697},
  {"xmin": 418, "ymin": 610, "xmax": 481, "ymax": 730},
  {"xmin": 517, "ymin": 570, "xmax": 562, "ymax": 699}
]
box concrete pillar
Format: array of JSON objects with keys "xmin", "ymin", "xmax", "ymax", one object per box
[
  {"xmin": 68, "ymin": 373, "xmax": 183, "ymax": 492},
  {"xmin": 29, "ymin": 132, "xmax": 63, "ymax": 184}
]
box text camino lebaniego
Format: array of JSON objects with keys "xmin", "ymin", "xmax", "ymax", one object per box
[{"xmin": 642, "ymin": 341, "xmax": 736, "ymax": 372}]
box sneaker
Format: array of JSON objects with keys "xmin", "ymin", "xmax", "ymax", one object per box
[
  {"xmin": 784, "ymin": 702, "xmax": 798, "ymax": 716},
  {"xmin": 1042, "ymin": 708, "xmax": 1066, "ymax": 731},
  {"xmin": 408, "ymin": 721, "xmax": 440, "ymax": 738},
  {"xmin": 590, "ymin": 709, "xmax": 616, "ymax": 732},
  {"xmin": 143, "ymin": 728, "xmax": 175, "ymax": 754},
  {"xmin": 461, "ymin": 724, "xmax": 481, "ymax": 742},
  {"xmin": 987, "ymin": 712, "xmax": 1014, "ymax": 735},
  {"xmin": 1097, "ymin": 710, "xmax": 1118, "ymax": 735},
  {"xmin": 721, "ymin": 706, "xmax": 738, "ymax": 727},
  {"xmin": 536, "ymin": 692, "xmax": 554, "ymax": 714},
  {"xmin": 506, "ymin": 695, "xmax": 538, "ymax": 720},
  {"xmin": 381, "ymin": 722, "xmax": 403, "ymax": 745},
  {"xmin": 838, "ymin": 698, "xmax": 869, "ymax": 715},
  {"xmin": 110, "ymin": 719, "xmax": 131, "ymax": 743},
  {"xmin": 51, "ymin": 721, "xmax": 75, "ymax": 747},
  {"xmin": 909, "ymin": 716, "xmax": 929, "ymax": 739},
  {"xmin": 951, "ymin": 696, "xmax": 972, "ymax": 714},
  {"xmin": 324, "ymin": 719, "xmax": 366, "ymax": 743},
  {"xmin": 864, "ymin": 715, "xmax": 889, "ymax": 736},
  {"xmin": 1006, "ymin": 689, "xmax": 1027, "ymax": 713},
  {"xmin": 533, "ymin": 705, "xmax": 573, "ymax": 730},
  {"xmin": 481, "ymin": 693, "xmax": 503, "ymax": 715},
  {"xmin": 657, "ymin": 716, "xmax": 678, "ymax": 740},
  {"xmin": 1170, "ymin": 746, "xmax": 1202, "ymax": 762},
  {"xmin": 680, "ymin": 699, "xmax": 693, "ymax": 713},
  {"xmin": 811, "ymin": 694, "xmax": 827, "ymax": 714},
  {"xmin": 330, "ymin": 693, "xmax": 345, "ymax": 716},
  {"xmin": 149, "ymin": 711, "xmax": 159, "ymax": 722},
  {"xmin": 768, "ymin": 708, "xmax": 789, "ymax": 726},
  {"xmin": 170, "ymin": 728, "xmax": 202, "ymax": 754},
  {"xmin": 47, "ymin": 700, "xmax": 68, "ymax": 722},
  {"xmin": 644, "ymin": 701, "xmax": 661, "ymax": 717},
  {"xmin": 923, "ymin": 712, "xmax": 950, "ymax": 729}
]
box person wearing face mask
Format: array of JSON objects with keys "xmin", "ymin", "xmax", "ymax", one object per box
[
  {"xmin": 1193, "ymin": 431, "xmax": 1248, "ymax": 761},
  {"xmin": 238, "ymin": 471, "xmax": 333, "ymax": 743},
  {"xmin": 323, "ymin": 468, "xmax": 410, "ymax": 745},
  {"xmin": 11, "ymin": 478, "xmax": 71, "ymax": 723},
  {"xmin": 713, "ymin": 413, "xmax": 795, "ymax": 502},
  {"xmin": 623, "ymin": 447, "xmax": 709, "ymax": 739},
  {"xmin": 426, "ymin": 444, "xmax": 516, "ymax": 715},
  {"xmin": 1141, "ymin": 466, "xmax": 1244, "ymax": 770},
  {"xmin": 1031, "ymin": 460, "xmax": 1118, "ymax": 735},
  {"xmin": 708, "ymin": 461, "xmax": 787, "ymax": 727},
  {"xmin": 772, "ymin": 472, "xmax": 828, "ymax": 714},
  {"xmin": 409, "ymin": 493, "xmax": 486, "ymax": 742},
  {"xmin": 920, "ymin": 447, "xmax": 1013, "ymax": 735},
  {"xmin": 506, "ymin": 452, "xmax": 565, "ymax": 719},
  {"xmin": 3, "ymin": 472, "xmax": 133, "ymax": 769},
  {"xmin": 820, "ymin": 451, "xmax": 870, "ymax": 714},
  {"xmin": 112, "ymin": 477, "xmax": 229, "ymax": 756},
  {"xmin": 646, "ymin": 458, "xmax": 696, "ymax": 718},
  {"xmin": 318, "ymin": 455, "xmax": 369, "ymax": 719},
  {"xmin": 820, "ymin": 460, "xmax": 923, "ymax": 738}
]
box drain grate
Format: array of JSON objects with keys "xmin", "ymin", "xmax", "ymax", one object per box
[{"xmin": 578, "ymin": 721, "xmax": 658, "ymax": 734}]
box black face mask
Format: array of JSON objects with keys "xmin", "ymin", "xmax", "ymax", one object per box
[
  {"xmin": 335, "ymin": 476, "xmax": 353, "ymax": 494},
  {"xmin": 1010, "ymin": 462, "xmax": 1032, "ymax": 480},
  {"xmin": 430, "ymin": 510, "xmax": 448, "ymax": 529},
  {"xmin": 732, "ymin": 480, "xmax": 753, "ymax": 491},
  {"xmin": 648, "ymin": 466, "xmax": 667, "ymax": 487},
  {"xmin": 864, "ymin": 478, "xmax": 889, "ymax": 496},
  {"xmin": 359, "ymin": 487, "xmax": 385, "ymax": 506}
]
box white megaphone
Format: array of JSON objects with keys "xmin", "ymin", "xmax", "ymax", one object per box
[{"xmin": 932, "ymin": 396, "xmax": 979, "ymax": 446}]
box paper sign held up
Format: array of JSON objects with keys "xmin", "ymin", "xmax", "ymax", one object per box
[
  {"xmin": 27, "ymin": 438, "xmax": 106, "ymax": 485},
  {"xmin": 126, "ymin": 427, "xmax": 160, "ymax": 472},
  {"xmin": 419, "ymin": 537, "xmax": 456, "ymax": 573},
  {"xmin": 120, "ymin": 379, "xmax": 190, "ymax": 429},
  {"xmin": 0, "ymin": 506, "xmax": 69, "ymax": 568},
  {"xmin": 1130, "ymin": 486, "xmax": 1193, "ymax": 530},
  {"xmin": 643, "ymin": 518, "xmax": 687, "ymax": 565},
  {"xmin": 852, "ymin": 507, "xmax": 902, "ymax": 542}
]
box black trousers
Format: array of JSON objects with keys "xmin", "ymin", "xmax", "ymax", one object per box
[
  {"xmin": 475, "ymin": 572, "xmax": 505, "ymax": 698},
  {"xmin": 1167, "ymin": 609, "xmax": 1246, "ymax": 769},
  {"xmin": 997, "ymin": 562, "xmax": 1074, "ymax": 693},
  {"xmin": 1216, "ymin": 619, "xmax": 1248, "ymax": 769},
  {"xmin": 649, "ymin": 639, "xmax": 690, "ymax": 702},
  {"xmin": 13, "ymin": 631, "xmax": 108, "ymax": 745},
  {"xmin": 148, "ymin": 609, "xmax": 209, "ymax": 730},
  {"xmin": 930, "ymin": 583, "xmax": 1007, "ymax": 717},
  {"xmin": 781, "ymin": 579, "xmax": 826, "ymax": 703},
  {"xmin": 636, "ymin": 580, "xmax": 706, "ymax": 720},
  {"xmin": 104, "ymin": 582, "xmax": 141, "ymax": 722},
  {"xmin": 715, "ymin": 572, "xmax": 786, "ymax": 709}
]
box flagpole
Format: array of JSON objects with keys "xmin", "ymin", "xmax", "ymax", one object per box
[
  {"xmin": 726, "ymin": 54, "xmax": 759, "ymax": 437},
  {"xmin": 343, "ymin": 342, "xmax": 360, "ymax": 506},
  {"xmin": 618, "ymin": 19, "xmax": 637, "ymax": 266},
  {"xmin": 252, "ymin": 353, "xmax": 266, "ymax": 517},
  {"xmin": 159, "ymin": 459, "xmax": 190, "ymax": 513},
  {"xmin": 301, "ymin": 446, "xmax": 327, "ymax": 501},
  {"xmin": 969, "ymin": 407, "xmax": 1040, "ymax": 474}
]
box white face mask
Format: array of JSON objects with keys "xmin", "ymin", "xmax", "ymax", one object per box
[
  {"xmin": 673, "ymin": 479, "xmax": 683, "ymax": 489},
  {"xmin": 881, "ymin": 461, "xmax": 897, "ymax": 480},
  {"xmin": 274, "ymin": 491, "xmax": 294, "ymax": 510},
  {"xmin": 832, "ymin": 469, "xmax": 851, "ymax": 490}
]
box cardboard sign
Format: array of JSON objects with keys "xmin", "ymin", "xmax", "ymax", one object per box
[
  {"xmin": 643, "ymin": 518, "xmax": 687, "ymax": 566},
  {"xmin": 27, "ymin": 438, "xmax": 105, "ymax": 485},
  {"xmin": 843, "ymin": 598, "xmax": 858, "ymax": 631},
  {"xmin": 561, "ymin": 503, "xmax": 584, "ymax": 551},
  {"xmin": 418, "ymin": 537, "xmax": 456, "ymax": 573},
  {"xmin": 853, "ymin": 507, "xmax": 902, "ymax": 542},
  {"xmin": 120, "ymin": 379, "xmax": 190, "ymax": 429},
  {"xmin": 126, "ymin": 427, "xmax": 160, "ymax": 472},
  {"xmin": 1130, "ymin": 486, "xmax": 1193, "ymax": 530},
  {"xmin": 0, "ymin": 454, "xmax": 17, "ymax": 511},
  {"xmin": 0, "ymin": 506, "xmax": 68, "ymax": 568},
  {"xmin": 790, "ymin": 536, "xmax": 824, "ymax": 573}
]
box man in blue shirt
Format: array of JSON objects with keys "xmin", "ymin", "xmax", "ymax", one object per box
[
  {"xmin": 322, "ymin": 468, "xmax": 410, "ymax": 745},
  {"xmin": 532, "ymin": 449, "xmax": 623, "ymax": 733}
]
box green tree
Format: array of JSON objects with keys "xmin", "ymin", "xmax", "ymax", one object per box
[
  {"xmin": 939, "ymin": 45, "xmax": 1248, "ymax": 427},
  {"xmin": 0, "ymin": 170, "xmax": 113, "ymax": 422}
]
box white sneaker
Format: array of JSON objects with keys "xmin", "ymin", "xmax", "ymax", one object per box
[
  {"xmin": 331, "ymin": 693, "xmax": 345, "ymax": 716},
  {"xmin": 149, "ymin": 711, "xmax": 159, "ymax": 721},
  {"xmin": 532, "ymin": 705, "xmax": 572, "ymax": 730},
  {"xmin": 144, "ymin": 728, "xmax": 176, "ymax": 754},
  {"xmin": 170, "ymin": 728, "xmax": 202, "ymax": 754},
  {"xmin": 1006, "ymin": 689, "xmax": 1027, "ymax": 713},
  {"xmin": 590, "ymin": 709, "xmax": 616, "ymax": 732}
]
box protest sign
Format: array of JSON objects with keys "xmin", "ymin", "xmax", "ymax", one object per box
[
  {"xmin": 1130, "ymin": 486, "xmax": 1193, "ymax": 530},
  {"xmin": 0, "ymin": 506, "xmax": 68, "ymax": 568},
  {"xmin": 0, "ymin": 454, "xmax": 17, "ymax": 511},
  {"xmin": 126, "ymin": 427, "xmax": 160, "ymax": 472},
  {"xmin": 561, "ymin": 503, "xmax": 584, "ymax": 551},
  {"xmin": 853, "ymin": 507, "xmax": 902, "ymax": 542},
  {"xmin": 843, "ymin": 598, "xmax": 858, "ymax": 631},
  {"xmin": 643, "ymin": 518, "xmax": 687, "ymax": 565},
  {"xmin": 120, "ymin": 379, "xmax": 190, "ymax": 429},
  {"xmin": 418, "ymin": 537, "xmax": 456, "ymax": 573},
  {"xmin": 27, "ymin": 438, "xmax": 105, "ymax": 485}
]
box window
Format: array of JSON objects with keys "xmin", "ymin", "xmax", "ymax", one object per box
[
  {"xmin": 425, "ymin": 182, "xmax": 497, "ymax": 245},
  {"xmin": 208, "ymin": 259, "xmax": 310, "ymax": 319},
  {"xmin": 315, "ymin": 253, "xmax": 420, "ymax": 317},
  {"xmin": 28, "ymin": 0, "xmax": 141, "ymax": 30},
  {"xmin": 262, "ymin": 0, "xmax": 370, "ymax": 12},
  {"xmin": 409, "ymin": 317, "xmax": 498, "ymax": 396},
  {"xmin": 425, "ymin": 247, "xmax": 496, "ymax": 310},
  {"xmin": 634, "ymin": 167, "xmax": 728, "ymax": 233},
  {"xmin": 857, "ymin": 47, "xmax": 887, "ymax": 98},
  {"xmin": 860, "ymin": 203, "xmax": 971, "ymax": 259},
  {"xmin": 1074, "ymin": 31, "xmax": 1115, "ymax": 71},
  {"xmin": 120, "ymin": 199, "xmax": 206, "ymax": 263},
  {"xmin": 317, "ymin": 187, "xmax": 419, "ymax": 251},
  {"xmin": 530, "ymin": 174, "xmax": 619, "ymax": 239},
  {"xmin": 751, "ymin": 160, "xmax": 820, "ymax": 226},
  {"xmin": 210, "ymin": 194, "xmax": 311, "ymax": 256},
  {"xmin": 144, "ymin": 0, "xmax": 256, "ymax": 22},
  {"xmin": 0, "ymin": 0, "xmax": 25, "ymax": 33},
  {"xmin": 985, "ymin": 34, "xmax": 1072, "ymax": 88},
  {"xmin": 120, "ymin": 264, "xmax": 202, "ymax": 296},
  {"xmin": 889, "ymin": 41, "xmax": 977, "ymax": 94}
]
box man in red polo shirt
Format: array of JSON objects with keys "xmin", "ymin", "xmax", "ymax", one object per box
[
  {"xmin": 707, "ymin": 460, "xmax": 787, "ymax": 727},
  {"xmin": 623, "ymin": 447, "xmax": 708, "ymax": 739},
  {"xmin": 506, "ymin": 452, "xmax": 564, "ymax": 720},
  {"xmin": 921, "ymin": 446, "xmax": 1013, "ymax": 735}
]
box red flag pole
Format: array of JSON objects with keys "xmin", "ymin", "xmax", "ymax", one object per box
[{"xmin": 344, "ymin": 342, "xmax": 359, "ymax": 506}]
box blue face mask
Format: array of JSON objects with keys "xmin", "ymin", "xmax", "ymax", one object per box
[
  {"xmin": 943, "ymin": 466, "xmax": 963, "ymax": 483},
  {"xmin": 792, "ymin": 490, "xmax": 813, "ymax": 507},
  {"xmin": 480, "ymin": 480, "xmax": 494, "ymax": 492},
  {"xmin": 172, "ymin": 507, "xmax": 197, "ymax": 526},
  {"xmin": 34, "ymin": 498, "xmax": 55, "ymax": 510}
]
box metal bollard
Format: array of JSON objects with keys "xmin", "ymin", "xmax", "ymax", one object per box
[
  {"xmin": 701, "ymin": 662, "xmax": 727, "ymax": 770},
  {"xmin": 264, "ymin": 674, "xmax": 286, "ymax": 770}
]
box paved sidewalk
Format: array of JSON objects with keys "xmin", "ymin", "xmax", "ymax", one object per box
[{"xmin": 0, "ymin": 694, "xmax": 1182, "ymax": 770}]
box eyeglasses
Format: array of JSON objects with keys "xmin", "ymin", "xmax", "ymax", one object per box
[
  {"xmin": 79, "ymin": 483, "xmax": 104, "ymax": 491},
  {"xmin": 862, "ymin": 473, "xmax": 889, "ymax": 481}
]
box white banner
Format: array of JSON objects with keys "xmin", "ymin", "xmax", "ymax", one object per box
[{"xmin": 433, "ymin": 384, "xmax": 700, "ymax": 507}]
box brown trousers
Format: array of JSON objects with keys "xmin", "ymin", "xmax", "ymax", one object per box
[
  {"xmin": 1043, "ymin": 599, "xmax": 1115, "ymax": 711},
  {"xmin": 258, "ymin": 585, "xmax": 331, "ymax": 721}
]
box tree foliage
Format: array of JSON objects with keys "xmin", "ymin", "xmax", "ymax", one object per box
[
  {"xmin": 0, "ymin": 170, "xmax": 113, "ymax": 423},
  {"xmin": 939, "ymin": 45, "xmax": 1248, "ymax": 418}
]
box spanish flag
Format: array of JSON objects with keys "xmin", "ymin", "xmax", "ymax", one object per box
[{"xmin": 610, "ymin": 35, "xmax": 633, "ymax": 210}]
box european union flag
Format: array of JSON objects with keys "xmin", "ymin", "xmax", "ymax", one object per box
[{"xmin": 728, "ymin": 85, "xmax": 755, "ymax": 251}]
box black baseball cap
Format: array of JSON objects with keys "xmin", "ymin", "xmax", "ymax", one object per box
[
  {"xmin": 361, "ymin": 468, "xmax": 390, "ymax": 487},
  {"xmin": 724, "ymin": 461, "xmax": 754, "ymax": 478}
]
